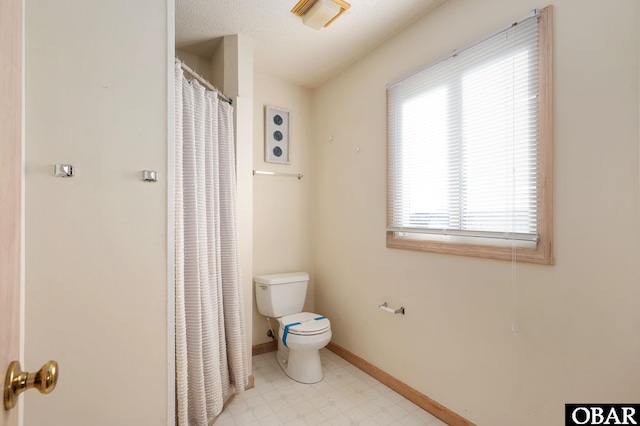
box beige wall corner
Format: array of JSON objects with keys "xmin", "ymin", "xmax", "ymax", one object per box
[
  {"xmin": 175, "ymin": 49, "xmax": 214, "ymax": 83},
  {"xmin": 222, "ymin": 34, "xmax": 255, "ymax": 374},
  {"xmin": 211, "ymin": 42, "xmax": 225, "ymax": 91}
]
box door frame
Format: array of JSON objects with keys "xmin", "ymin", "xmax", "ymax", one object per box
[
  {"xmin": 166, "ymin": 0, "xmax": 176, "ymax": 425},
  {"xmin": 0, "ymin": 0, "xmax": 24, "ymax": 425}
]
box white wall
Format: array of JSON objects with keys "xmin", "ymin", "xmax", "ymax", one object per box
[
  {"xmin": 25, "ymin": 1, "xmax": 168, "ymax": 424},
  {"xmin": 312, "ymin": 1, "xmax": 640, "ymax": 425},
  {"xmin": 252, "ymin": 72, "xmax": 314, "ymax": 345}
]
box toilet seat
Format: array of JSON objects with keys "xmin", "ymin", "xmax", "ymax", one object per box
[
  {"xmin": 280, "ymin": 312, "xmax": 331, "ymax": 335},
  {"xmin": 280, "ymin": 312, "xmax": 330, "ymax": 348}
]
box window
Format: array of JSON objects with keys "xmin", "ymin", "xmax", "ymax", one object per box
[{"xmin": 387, "ymin": 7, "xmax": 553, "ymax": 264}]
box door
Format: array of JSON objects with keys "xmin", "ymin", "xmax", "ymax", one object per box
[
  {"xmin": 3, "ymin": 1, "xmax": 170, "ymax": 424},
  {"xmin": 0, "ymin": 0, "xmax": 22, "ymax": 425},
  {"xmin": 20, "ymin": 0, "xmax": 170, "ymax": 423}
]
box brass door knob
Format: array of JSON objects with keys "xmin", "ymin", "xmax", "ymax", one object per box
[{"xmin": 4, "ymin": 360, "xmax": 58, "ymax": 410}]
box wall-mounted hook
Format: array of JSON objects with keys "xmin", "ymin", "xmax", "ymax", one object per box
[
  {"xmin": 53, "ymin": 164, "xmax": 74, "ymax": 177},
  {"xmin": 141, "ymin": 170, "xmax": 158, "ymax": 182}
]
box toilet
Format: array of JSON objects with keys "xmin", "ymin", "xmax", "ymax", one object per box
[{"xmin": 254, "ymin": 272, "xmax": 331, "ymax": 384}]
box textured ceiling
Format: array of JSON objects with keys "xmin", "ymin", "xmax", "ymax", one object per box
[{"xmin": 176, "ymin": 0, "xmax": 447, "ymax": 89}]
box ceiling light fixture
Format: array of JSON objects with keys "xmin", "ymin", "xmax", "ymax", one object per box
[{"xmin": 291, "ymin": 0, "xmax": 351, "ymax": 30}]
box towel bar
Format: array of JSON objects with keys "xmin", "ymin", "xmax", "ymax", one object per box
[{"xmin": 253, "ymin": 170, "xmax": 303, "ymax": 180}]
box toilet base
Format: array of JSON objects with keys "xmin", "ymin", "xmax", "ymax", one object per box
[{"xmin": 276, "ymin": 346, "xmax": 324, "ymax": 384}]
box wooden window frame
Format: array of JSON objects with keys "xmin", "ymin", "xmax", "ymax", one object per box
[{"xmin": 386, "ymin": 6, "xmax": 554, "ymax": 265}]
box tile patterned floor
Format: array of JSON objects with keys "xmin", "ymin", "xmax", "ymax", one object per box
[{"xmin": 215, "ymin": 348, "xmax": 448, "ymax": 425}]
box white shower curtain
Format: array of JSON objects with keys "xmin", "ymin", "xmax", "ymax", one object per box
[{"xmin": 174, "ymin": 64, "xmax": 249, "ymax": 426}]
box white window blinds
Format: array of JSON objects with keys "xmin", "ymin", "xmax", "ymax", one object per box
[{"xmin": 387, "ymin": 11, "xmax": 541, "ymax": 243}]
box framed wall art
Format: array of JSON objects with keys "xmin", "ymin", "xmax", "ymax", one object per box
[{"xmin": 264, "ymin": 105, "xmax": 290, "ymax": 164}]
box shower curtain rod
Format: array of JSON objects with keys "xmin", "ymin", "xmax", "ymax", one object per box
[{"xmin": 175, "ymin": 58, "xmax": 232, "ymax": 105}]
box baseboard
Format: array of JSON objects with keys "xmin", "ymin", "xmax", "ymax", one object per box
[
  {"xmin": 327, "ymin": 342, "xmax": 476, "ymax": 426},
  {"xmin": 252, "ymin": 340, "xmax": 277, "ymax": 356}
]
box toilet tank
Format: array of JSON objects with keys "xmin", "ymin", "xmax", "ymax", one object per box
[{"xmin": 254, "ymin": 272, "xmax": 309, "ymax": 318}]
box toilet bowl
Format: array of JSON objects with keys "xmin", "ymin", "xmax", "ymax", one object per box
[
  {"xmin": 276, "ymin": 312, "xmax": 331, "ymax": 384},
  {"xmin": 254, "ymin": 272, "xmax": 332, "ymax": 384}
]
